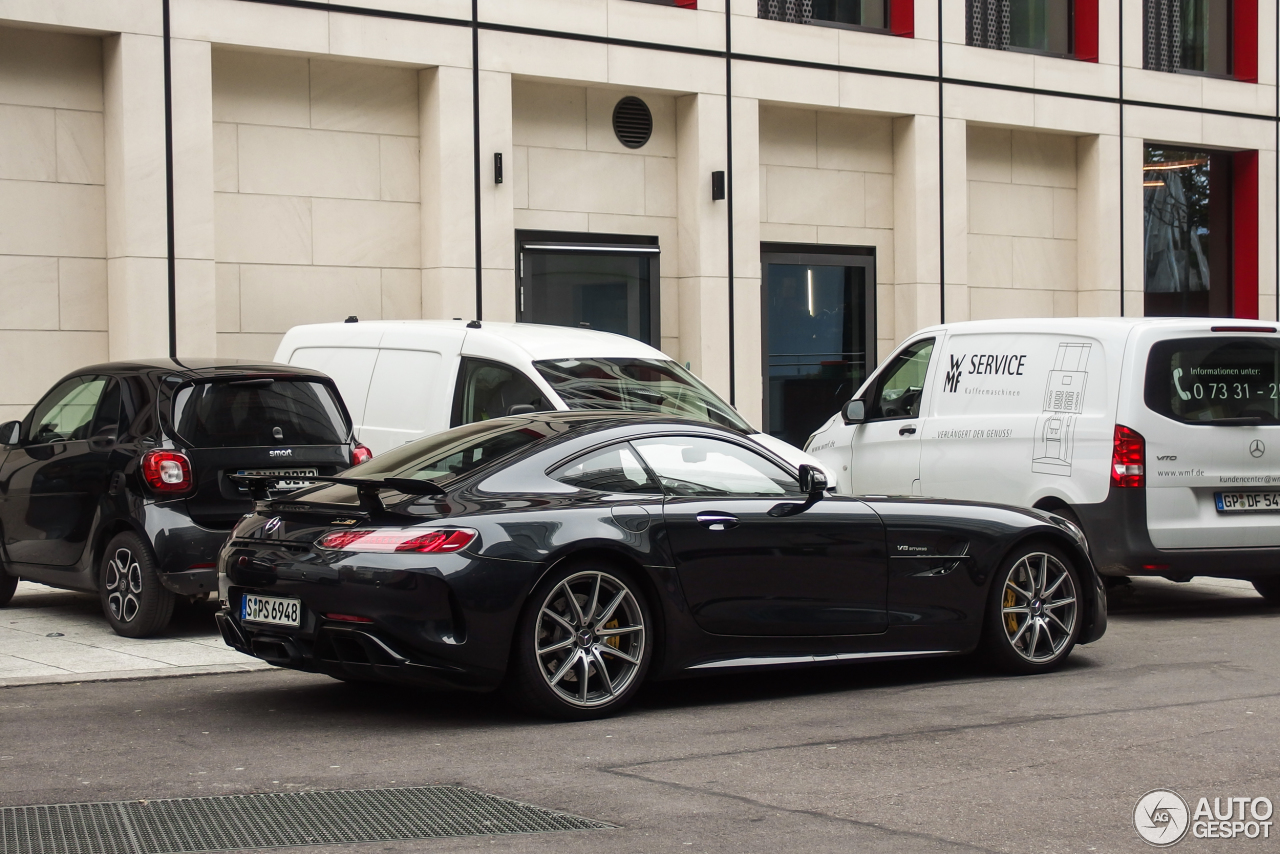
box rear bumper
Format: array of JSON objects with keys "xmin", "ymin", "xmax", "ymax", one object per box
[
  {"xmin": 143, "ymin": 502, "xmax": 231, "ymax": 595},
  {"xmin": 1074, "ymin": 486, "xmax": 1280, "ymax": 579}
]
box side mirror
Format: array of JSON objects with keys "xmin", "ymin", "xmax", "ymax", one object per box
[
  {"xmin": 841, "ymin": 399, "xmax": 866, "ymax": 425},
  {"xmin": 507, "ymin": 404, "xmax": 536, "ymax": 416},
  {"xmin": 88, "ymin": 426, "xmax": 118, "ymax": 452},
  {"xmin": 0, "ymin": 421, "xmax": 20, "ymax": 446},
  {"xmin": 798, "ymin": 464, "xmax": 828, "ymax": 496}
]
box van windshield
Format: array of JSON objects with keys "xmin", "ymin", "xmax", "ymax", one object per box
[
  {"xmin": 173, "ymin": 379, "xmax": 349, "ymax": 447},
  {"xmin": 1145, "ymin": 337, "xmax": 1280, "ymax": 424},
  {"xmin": 535, "ymin": 358, "xmax": 751, "ymax": 432}
]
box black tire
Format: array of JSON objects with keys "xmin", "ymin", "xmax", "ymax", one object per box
[
  {"xmin": 981, "ymin": 541, "xmax": 1082, "ymax": 675},
  {"xmin": 0, "ymin": 564, "xmax": 17, "ymax": 608},
  {"xmin": 99, "ymin": 532, "xmax": 175, "ymax": 638},
  {"xmin": 506, "ymin": 561, "xmax": 653, "ymax": 721},
  {"xmin": 1252, "ymin": 577, "xmax": 1280, "ymax": 603}
]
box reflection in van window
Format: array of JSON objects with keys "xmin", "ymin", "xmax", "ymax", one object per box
[
  {"xmin": 535, "ymin": 358, "xmax": 751, "ymax": 432},
  {"xmin": 1145, "ymin": 337, "xmax": 1280, "ymax": 424},
  {"xmin": 868, "ymin": 340, "xmax": 934, "ymax": 420},
  {"xmin": 453, "ymin": 359, "xmax": 549, "ymax": 425}
]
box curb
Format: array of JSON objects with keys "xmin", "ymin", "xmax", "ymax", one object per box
[{"xmin": 0, "ymin": 661, "xmax": 276, "ymax": 689}]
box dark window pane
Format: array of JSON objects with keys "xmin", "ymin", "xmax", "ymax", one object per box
[
  {"xmin": 809, "ymin": 0, "xmax": 887, "ymax": 28},
  {"xmin": 868, "ymin": 339, "xmax": 933, "ymax": 421},
  {"xmin": 173, "ymin": 380, "xmax": 348, "ymax": 447},
  {"xmin": 522, "ymin": 251, "xmax": 653, "ymax": 344},
  {"xmin": 1181, "ymin": 0, "xmax": 1231, "ymax": 74},
  {"xmin": 454, "ymin": 359, "xmax": 550, "ymax": 425},
  {"xmin": 1009, "ymin": 0, "xmax": 1072, "ymax": 53},
  {"xmin": 1145, "ymin": 338, "xmax": 1280, "ymax": 424}
]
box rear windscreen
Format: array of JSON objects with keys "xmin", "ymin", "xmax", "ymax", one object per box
[
  {"xmin": 173, "ymin": 380, "xmax": 349, "ymax": 447},
  {"xmin": 1145, "ymin": 337, "xmax": 1280, "ymax": 424}
]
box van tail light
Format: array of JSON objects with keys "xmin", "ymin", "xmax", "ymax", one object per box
[
  {"xmin": 316, "ymin": 528, "xmax": 477, "ymax": 554},
  {"xmin": 351, "ymin": 443, "xmax": 373, "ymax": 466},
  {"xmin": 141, "ymin": 450, "xmax": 194, "ymax": 494},
  {"xmin": 1111, "ymin": 425, "xmax": 1145, "ymax": 488}
]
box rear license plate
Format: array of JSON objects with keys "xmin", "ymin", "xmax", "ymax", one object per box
[
  {"xmin": 241, "ymin": 594, "xmax": 302, "ymax": 627},
  {"xmin": 1215, "ymin": 492, "xmax": 1280, "ymax": 513},
  {"xmin": 235, "ymin": 468, "xmax": 319, "ymax": 491}
]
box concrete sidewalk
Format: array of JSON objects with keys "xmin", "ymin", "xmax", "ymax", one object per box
[{"xmin": 0, "ymin": 581, "xmax": 270, "ymax": 688}]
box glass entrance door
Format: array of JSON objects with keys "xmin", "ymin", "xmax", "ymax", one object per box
[
  {"xmin": 517, "ymin": 232, "xmax": 659, "ymax": 346},
  {"xmin": 762, "ymin": 248, "xmax": 875, "ymax": 448}
]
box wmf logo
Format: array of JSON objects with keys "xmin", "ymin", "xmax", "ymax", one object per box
[
  {"xmin": 943, "ymin": 355, "xmax": 964, "ymax": 393},
  {"xmin": 1134, "ymin": 789, "xmax": 1190, "ymax": 847}
]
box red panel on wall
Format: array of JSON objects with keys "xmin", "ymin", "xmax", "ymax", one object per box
[
  {"xmin": 1233, "ymin": 150, "xmax": 1259, "ymax": 319},
  {"xmin": 1074, "ymin": 0, "xmax": 1099, "ymax": 62},
  {"xmin": 890, "ymin": 0, "xmax": 914, "ymax": 37},
  {"xmin": 1233, "ymin": 0, "xmax": 1258, "ymax": 82},
  {"xmin": 674, "ymin": 0, "xmax": 697, "ymax": 7}
]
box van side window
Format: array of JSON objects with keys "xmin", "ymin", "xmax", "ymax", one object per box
[
  {"xmin": 451, "ymin": 358, "xmax": 551, "ymax": 426},
  {"xmin": 867, "ymin": 339, "xmax": 934, "ymax": 421}
]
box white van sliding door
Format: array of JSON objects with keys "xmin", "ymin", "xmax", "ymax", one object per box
[{"xmin": 360, "ymin": 350, "xmax": 443, "ymax": 455}]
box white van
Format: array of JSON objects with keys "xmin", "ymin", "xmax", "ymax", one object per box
[
  {"xmin": 274, "ymin": 318, "xmax": 819, "ymax": 470},
  {"xmin": 804, "ymin": 317, "xmax": 1280, "ymax": 598}
]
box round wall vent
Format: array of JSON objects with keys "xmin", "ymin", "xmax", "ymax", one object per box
[{"xmin": 612, "ymin": 96, "xmax": 653, "ymax": 149}]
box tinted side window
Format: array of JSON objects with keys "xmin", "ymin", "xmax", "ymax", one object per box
[
  {"xmin": 90, "ymin": 380, "xmax": 123, "ymax": 437},
  {"xmin": 868, "ymin": 339, "xmax": 934, "ymax": 421},
  {"xmin": 27, "ymin": 376, "xmax": 109, "ymax": 444},
  {"xmin": 551, "ymin": 443, "xmax": 660, "ymax": 494},
  {"xmin": 451, "ymin": 358, "xmax": 550, "ymax": 426},
  {"xmin": 633, "ymin": 436, "xmax": 800, "ymax": 497}
]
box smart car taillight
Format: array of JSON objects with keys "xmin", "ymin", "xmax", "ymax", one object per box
[
  {"xmin": 141, "ymin": 450, "xmax": 193, "ymax": 493},
  {"xmin": 1111, "ymin": 425, "xmax": 1145, "ymax": 488},
  {"xmin": 316, "ymin": 528, "xmax": 477, "ymax": 554},
  {"xmin": 351, "ymin": 443, "xmax": 373, "ymax": 465}
]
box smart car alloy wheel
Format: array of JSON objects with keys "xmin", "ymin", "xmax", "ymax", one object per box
[
  {"xmin": 535, "ymin": 570, "xmax": 646, "ymax": 709},
  {"xmin": 104, "ymin": 547, "xmax": 143, "ymax": 624},
  {"xmin": 99, "ymin": 532, "xmax": 175, "ymax": 638},
  {"xmin": 999, "ymin": 550, "xmax": 1078, "ymax": 666}
]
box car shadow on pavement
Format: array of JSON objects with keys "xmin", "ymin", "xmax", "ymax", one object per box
[{"xmin": 1105, "ymin": 576, "xmax": 1280, "ymax": 622}]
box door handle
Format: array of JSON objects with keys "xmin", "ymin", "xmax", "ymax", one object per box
[
  {"xmin": 696, "ymin": 511, "xmax": 739, "ymax": 531},
  {"xmin": 899, "ymin": 425, "xmax": 917, "ymax": 436}
]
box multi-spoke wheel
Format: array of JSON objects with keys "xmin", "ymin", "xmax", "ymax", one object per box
[
  {"xmin": 509, "ymin": 564, "xmax": 652, "ymax": 720},
  {"xmin": 99, "ymin": 532, "xmax": 174, "ymax": 638},
  {"xmin": 982, "ymin": 543, "xmax": 1081, "ymax": 674}
]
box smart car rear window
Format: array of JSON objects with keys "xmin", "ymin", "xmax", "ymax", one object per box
[
  {"xmin": 173, "ymin": 379, "xmax": 349, "ymax": 447},
  {"xmin": 1145, "ymin": 337, "xmax": 1280, "ymax": 424}
]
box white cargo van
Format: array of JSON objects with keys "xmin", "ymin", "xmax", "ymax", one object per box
[
  {"xmin": 274, "ymin": 319, "xmax": 819, "ymax": 471},
  {"xmin": 804, "ymin": 317, "xmax": 1280, "ymax": 598}
]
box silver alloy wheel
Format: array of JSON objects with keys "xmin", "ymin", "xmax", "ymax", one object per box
[
  {"xmin": 104, "ymin": 547, "xmax": 144, "ymax": 623},
  {"xmin": 1000, "ymin": 551, "xmax": 1077, "ymax": 664},
  {"xmin": 535, "ymin": 570, "xmax": 645, "ymax": 709}
]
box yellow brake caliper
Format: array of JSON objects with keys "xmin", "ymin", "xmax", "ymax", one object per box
[
  {"xmin": 604, "ymin": 619, "xmax": 621, "ymax": 651},
  {"xmin": 1004, "ymin": 586, "xmax": 1018, "ymax": 633}
]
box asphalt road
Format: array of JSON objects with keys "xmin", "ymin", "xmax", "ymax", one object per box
[{"xmin": 2, "ymin": 576, "xmax": 1278, "ymax": 854}]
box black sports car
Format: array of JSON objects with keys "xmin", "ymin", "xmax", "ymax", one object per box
[{"xmin": 216, "ymin": 412, "xmax": 1106, "ymax": 719}]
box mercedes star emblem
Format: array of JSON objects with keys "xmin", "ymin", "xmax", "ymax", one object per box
[{"xmin": 1250, "ymin": 440, "xmax": 1266, "ymax": 458}]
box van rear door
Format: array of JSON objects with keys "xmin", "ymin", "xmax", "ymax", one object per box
[{"xmin": 1142, "ymin": 334, "xmax": 1280, "ymax": 548}]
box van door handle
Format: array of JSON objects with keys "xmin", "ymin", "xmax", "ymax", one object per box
[
  {"xmin": 899, "ymin": 425, "xmax": 917, "ymax": 436},
  {"xmin": 696, "ymin": 512, "xmax": 739, "ymax": 531}
]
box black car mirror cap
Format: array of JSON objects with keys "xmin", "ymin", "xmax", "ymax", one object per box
[
  {"xmin": 841, "ymin": 399, "xmax": 866, "ymax": 425},
  {"xmin": 0, "ymin": 421, "xmax": 19, "ymax": 446},
  {"xmin": 798, "ymin": 464, "xmax": 828, "ymax": 496}
]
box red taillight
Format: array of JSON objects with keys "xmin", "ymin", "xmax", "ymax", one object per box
[
  {"xmin": 316, "ymin": 528, "xmax": 477, "ymax": 554},
  {"xmin": 141, "ymin": 450, "xmax": 193, "ymax": 493},
  {"xmin": 325, "ymin": 613, "xmax": 374, "ymax": 623},
  {"xmin": 351, "ymin": 443, "xmax": 373, "ymax": 466},
  {"xmin": 1111, "ymin": 425, "xmax": 1145, "ymax": 488}
]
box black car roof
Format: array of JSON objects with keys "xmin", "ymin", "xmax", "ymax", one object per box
[{"xmin": 70, "ymin": 359, "xmax": 333, "ymax": 384}]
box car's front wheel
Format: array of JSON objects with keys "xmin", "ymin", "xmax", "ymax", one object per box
[
  {"xmin": 508, "ymin": 562, "xmax": 653, "ymax": 720},
  {"xmin": 100, "ymin": 532, "xmax": 175, "ymax": 638},
  {"xmin": 981, "ymin": 542, "xmax": 1081, "ymax": 675}
]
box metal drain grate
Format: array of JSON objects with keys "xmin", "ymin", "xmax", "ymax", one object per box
[{"xmin": 0, "ymin": 786, "xmax": 613, "ymax": 854}]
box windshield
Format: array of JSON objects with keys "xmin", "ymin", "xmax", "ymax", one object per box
[
  {"xmin": 345, "ymin": 418, "xmax": 567, "ymax": 484},
  {"xmin": 535, "ymin": 358, "xmax": 751, "ymax": 432},
  {"xmin": 173, "ymin": 379, "xmax": 349, "ymax": 447},
  {"xmin": 1145, "ymin": 337, "xmax": 1280, "ymax": 424}
]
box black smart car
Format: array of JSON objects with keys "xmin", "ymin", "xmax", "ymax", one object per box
[
  {"xmin": 0, "ymin": 360, "xmax": 369, "ymax": 637},
  {"xmin": 216, "ymin": 411, "xmax": 1107, "ymax": 720}
]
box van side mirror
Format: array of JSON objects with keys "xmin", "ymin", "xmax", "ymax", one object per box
[
  {"xmin": 798, "ymin": 464, "xmax": 828, "ymax": 496},
  {"xmin": 507, "ymin": 404, "xmax": 536, "ymax": 416},
  {"xmin": 0, "ymin": 421, "xmax": 20, "ymax": 446},
  {"xmin": 841, "ymin": 399, "xmax": 866, "ymax": 425}
]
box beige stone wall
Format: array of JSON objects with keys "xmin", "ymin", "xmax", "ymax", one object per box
[
  {"xmin": 966, "ymin": 126, "xmax": 1079, "ymax": 320},
  {"xmin": 511, "ymin": 80, "xmax": 680, "ymax": 358},
  {"xmin": 0, "ymin": 26, "xmax": 108, "ymax": 421},
  {"xmin": 212, "ymin": 50, "xmax": 423, "ymax": 360},
  {"xmin": 757, "ymin": 105, "xmax": 896, "ymax": 361}
]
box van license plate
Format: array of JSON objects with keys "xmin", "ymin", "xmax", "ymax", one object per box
[
  {"xmin": 241, "ymin": 594, "xmax": 301, "ymax": 627},
  {"xmin": 1215, "ymin": 492, "xmax": 1280, "ymax": 513}
]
